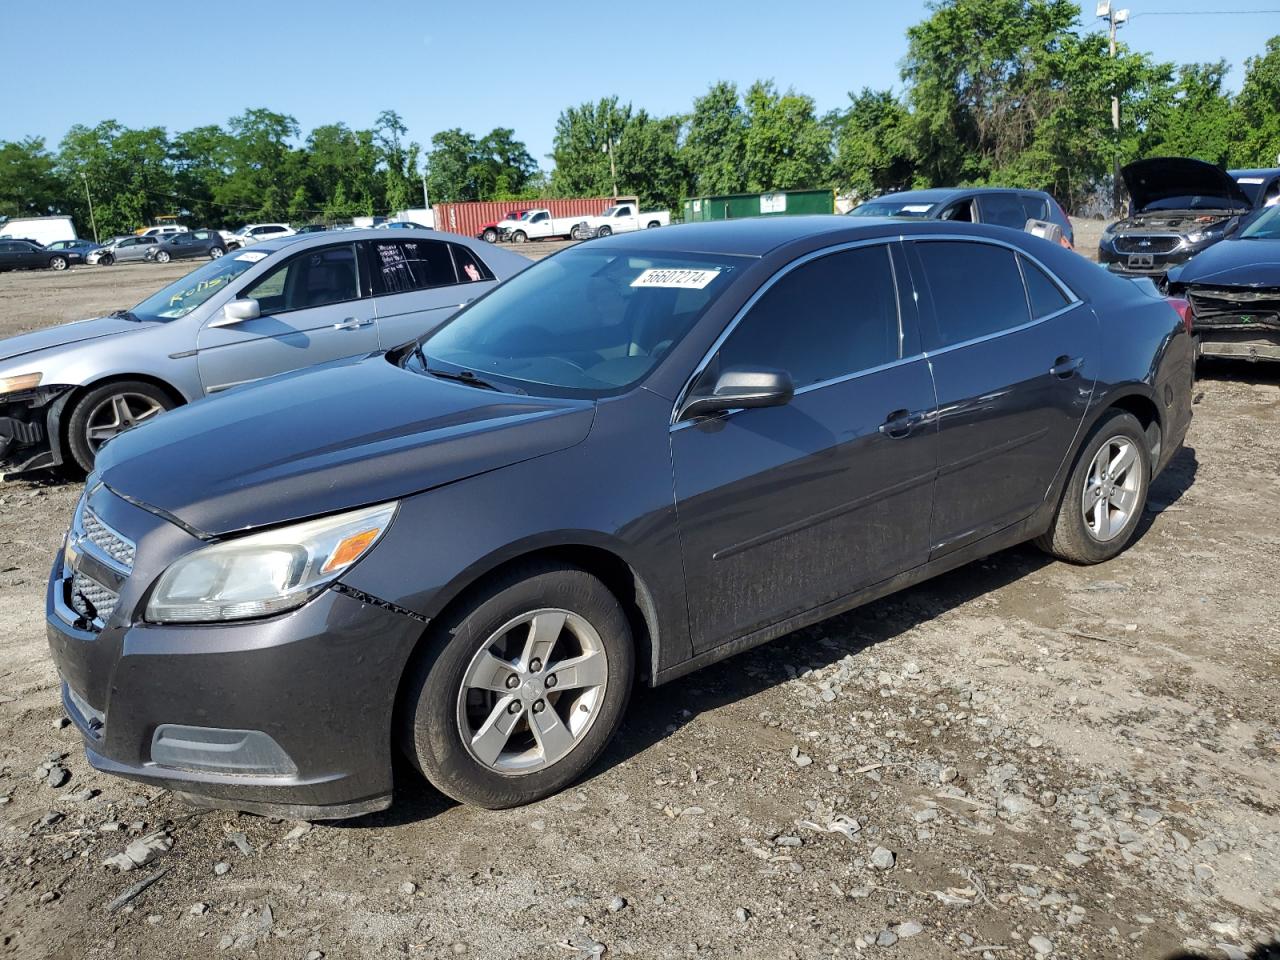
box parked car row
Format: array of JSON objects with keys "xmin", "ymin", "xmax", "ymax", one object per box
[{"xmin": 0, "ymin": 212, "xmax": 1196, "ymax": 821}]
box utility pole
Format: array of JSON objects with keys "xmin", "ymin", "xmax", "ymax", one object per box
[
  {"xmin": 421, "ymin": 171, "xmax": 429, "ymax": 210},
  {"xmin": 80, "ymin": 172, "xmax": 98, "ymax": 243},
  {"xmin": 1097, "ymin": 2, "xmax": 1130, "ymax": 215},
  {"xmin": 604, "ymin": 136, "xmax": 618, "ymax": 200}
]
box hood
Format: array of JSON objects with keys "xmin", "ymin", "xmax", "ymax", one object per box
[
  {"xmin": 95, "ymin": 354, "xmax": 596, "ymax": 536},
  {"xmin": 1122, "ymin": 158, "xmax": 1252, "ymax": 213},
  {"xmin": 0, "ymin": 315, "xmax": 152, "ymax": 364},
  {"xmin": 1170, "ymin": 236, "xmax": 1280, "ymax": 288}
]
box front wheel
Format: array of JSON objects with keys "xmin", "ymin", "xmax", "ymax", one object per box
[
  {"xmin": 48, "ymin": 256, "xmax": 68, "ymax": 271},
  {"xmin": 595, "ymin": 225, "xmax": 612, "ymax": 238},
  {"xmin": 510, "ymin": 230, "xmax": 527, "ymax": 244},
  {"xmin": 154, "ymin": 250, "xmax": 171, "ymax": 263},
  {"xmin": 401, "ymin": 561, "xmax": 634, "ymax": 808},
  {"xmin": 481, "ymin": 228, "xmax": 498, "ymax": 243},
  {"xmin": 65, "ymin": 381, "xmax": 176, "ymax": 473},
  {"xmin": 1035, "ymin": 410, "xmax": 1151, "ymax": 564},
  {"xmin": 98, "ymin": 254, "xmax": 114, "ymax": 266}
]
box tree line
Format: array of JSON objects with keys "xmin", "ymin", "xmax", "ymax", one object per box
[{"xmin": 3, "ymin": 0, "xmax": 1279, "ymax": 238}]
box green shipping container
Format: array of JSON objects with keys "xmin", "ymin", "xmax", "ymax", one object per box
[{"xmin": 682, "ymin": 189, "xmax": 834, "ymax": 222}]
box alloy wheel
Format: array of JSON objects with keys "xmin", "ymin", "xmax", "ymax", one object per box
[
  {"xmin": 83, "ymin": 392, "xmax": 166, "ymax": 453},
  {"xmin": 1081, "ymin": 436, "xmax": 1141, "ymax": 542},
  {"xmin": 456, "ymin": 608, "xmax": 609, "ymax": 774}
]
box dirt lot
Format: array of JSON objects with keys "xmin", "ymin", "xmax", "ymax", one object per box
[{"xmin": 0, "ymin": 238, "xmax": 1278, "ymax": 960}]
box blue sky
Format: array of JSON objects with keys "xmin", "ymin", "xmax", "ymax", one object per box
[{"xmin": 3, "ymin": 0, "xmax": 1277, "ymax": 168}]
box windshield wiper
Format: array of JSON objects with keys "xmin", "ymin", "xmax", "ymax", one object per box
[{"xmin": 109, "ymin": 309, "xmax": 143, "ymax": 322}]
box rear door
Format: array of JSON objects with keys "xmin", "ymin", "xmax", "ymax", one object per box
[
  {"xmin": 196, "ymin": 242, "xmax": 378, "ymax": 393},
  {"xmin": 906, "ymin": 238, "xmax": 1097, "ymax": 557},
  {"xmin": 671, "ymin": 242, "xmax": 937, "ymax": 653},
  {"xmin": 975, "ymin": 193, "xmax": 1031, "ymax": 230},
  {"xmin": 0, "ymin": 241, "xmax": 20, "ymax": 268},
  {"xmin": 365, "ymin": 237, "xmax": 494, "ymax": 345}
]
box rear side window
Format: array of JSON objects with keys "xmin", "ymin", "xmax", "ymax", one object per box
[
  {"xmin": 713, "ymin": 245, "xmax": 900, "ymax": 388},
  {"xmin": 451, "ymin": 244, "xmax": 494, "ymax": 283},
  {"xmin": 1020, "ymin": 194, "xmax": 1051, "ymax": 222},
  {"xmin": 1020, "ymin": 255, "xmax": 1072, "ymax": 319},
  {"xmin": 976, "ymin": 194, "xmax": 1029, "ymax": 229},
  {"xmin": 915, "ymin": 241, "xmax": 1030, "ymax": 348},
  {"xmin": 370, "ymin": 239, "xmax": 458, "ymax": 294}
]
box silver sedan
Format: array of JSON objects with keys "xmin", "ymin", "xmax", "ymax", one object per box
[{"xmin": 0, "ymin": 229, "xmax": 530, "ymax": 476}]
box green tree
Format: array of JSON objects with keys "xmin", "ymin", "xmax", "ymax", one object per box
[
  {"xmin": 427, "ymin": 128, "xmax": 482, "ymax": 202},
  {"xmin": 683, "ymin": 81, "xmax": 748, "ymax": 196},
  {"xmin": 57, "ymin": 121, "xmax": 173, "ymax": 237},
  {"xmin": 1233, "ymin": 37, "xmax": 1280, "ymax": 167},
  {"xmin": 550, "ymin": 97, "xmax": 631, "ymax": 198},
  {"xmin": 741, "ymin": 81, "xmax": 831, "ymax": 191},
  {"xmin": 830, "ymin": 88, "xmax": 915, "ymax": 198},
  {"xmin": 215, "ymin": 108, "xmax": 303, "ymax": 223},
  {"xmin": 1141, "ymin": 62, "xmax": 1236, "ymax": 166},
  {"xmin": 0, "ymin": 137, "xmax": 62, "ymax": 221}
]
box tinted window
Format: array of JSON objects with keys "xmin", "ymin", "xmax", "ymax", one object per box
[
  {"xmin": 977, "ymin": 194, "xmax": 1029, "ymax": 229},
  {"xmin": 451, "ymin": 244, "xmax": 494, "ymax": 283},
  {"xmin": 713, "ymin": 245, "xmax": 900, "ymax": 388},
  {"xmin": 370, "ymin": 239, "xmax": 456, "ymax": 294},
  {"xmin": 242, "ymin": 244, "xmax": 359, "ymax": 313},
  {"xmin": 940, "ymin": 200, "xmax": 973, "ymax": 222},
  {"xmin": 1020, "ymin": 255, "xmax": 1071, "ymax": 319},
  {"xmin": 915, "ymin": 241, "xmax": 1030, "ymax": 347},
  {"xmin": 1020, "ymin": 194, "xmax": 1051, "ymax": 222}
]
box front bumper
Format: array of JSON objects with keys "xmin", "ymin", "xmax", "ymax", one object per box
[
  {"xmin": 45, "ymin": 486, "xmax": 427, "ymax": 819},
  {"xmin": 1098, "ymin": 235, "xmax": 1207, "ymax": 276},
  {"xmin": 0, "ymin": 385, "xmax": 71, "ymax": 477}
]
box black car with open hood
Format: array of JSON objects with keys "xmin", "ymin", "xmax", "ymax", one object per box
[{"xmin": 1099, "ymin": 157, "xmax": 1260, "ymax": 277}]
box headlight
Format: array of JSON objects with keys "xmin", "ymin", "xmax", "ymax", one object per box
[
  {"xmin": 145, "ymin": 502, "xmax": 397, "ymax": 623},
  {"xmin": 0, "ymin": 372, "xmax": 42, "ymax": 396}
]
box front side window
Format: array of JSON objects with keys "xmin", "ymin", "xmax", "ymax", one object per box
[
  {"xmin": 709, "ymin": 245, "xmax": 901, "ymax": 390},
  {"xmin": 915, "ymin": 241, "xmax": 1031, "ymax": 348},
  {"xmin": 419, "ymin": 247, "xmax": 746, "ymax": 397},
  {"xmin": 977, "ymin": 194, "xmax": 1031, "ymax": 229},
  {"xmin": 241, "ymin": 244, "xmax": 360, "ymax": 313},
  {"xmin": 370, "ymin": 239, "xmax": 457, "ymax": 294}
]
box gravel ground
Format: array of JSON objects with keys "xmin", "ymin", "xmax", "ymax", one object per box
[{"xmin": 1, "ymin": 232, "xmax": 1278, "ymax": 960}]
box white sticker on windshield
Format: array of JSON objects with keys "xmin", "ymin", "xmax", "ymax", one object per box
[
  {"xmin": 901, "ymin": 203, "xmax": 934, "ymax": 213},
  {"xmin": 631, "ymin": 268, "xmax": 721, "ymax": 290},
  {"xmin": 234, "ymin": 250, "xmax": 268, "ymax": 262},
  {"xmin": 1238, "ymin": 177, "xmax": 1265, "ymax": 184}
]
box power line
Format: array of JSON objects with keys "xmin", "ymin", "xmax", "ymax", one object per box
[{"xmin": 1132, "ymin": 8, "xmax": 1280, "ymax": 14}]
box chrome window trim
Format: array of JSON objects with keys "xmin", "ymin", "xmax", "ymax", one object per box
[{"xmin": 669, "ymin": 237, "xmax": 906, "ymax": 428}]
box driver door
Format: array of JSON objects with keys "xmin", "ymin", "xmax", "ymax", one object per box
[{"xmin": 196, "ymin": 242, "xmax": 379, "ymax": 394}]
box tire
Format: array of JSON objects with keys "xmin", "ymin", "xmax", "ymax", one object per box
[
  {"xmin": 209, "ymin": 246, "xmax": 225, "ymax": 259},
  {"xmin": 155, "ymin": 250, "xmax": 171, "ymax": 263},
  {"xmin": 65, "ymin": 381, "xmax": 176, "ymax": 474},
  {"xmin": 1034, "ymin": 410, "xmax": 1151, "ymax": 564},
  {"xmin": 646, "ymin": 221, "xmax": 661, "ymax": 229},
  {"xmin": 596, "ymin": 225, "xmax": 612, "ymax": 238},
  {"xmin": 402, "ymin": 561, "xmax": 634, "ymax": 809},
  {"xmin": 98, "ymin": 254, "xmax": 114, "ymax": 266},
  {"xmin": 48, "ymin": 256, "xmax": 68, "ymax": 271},
  {"xmin": 482, "ymin": 228, "xmax": 498, "ymax": 243},
  {"xmin": 510, "ymin": 230, "xmax": 527, "ymax": 244}
]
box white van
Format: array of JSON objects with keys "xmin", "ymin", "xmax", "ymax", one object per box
[{"xmin": 0, "ymin": 215, "xmax": 76, "ymax": 246}]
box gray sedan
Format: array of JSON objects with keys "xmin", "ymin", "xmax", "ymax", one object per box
[
  {"xmin": 0, "ymin": 229, "xmax": 530, "ymax": 476},
  {"xmin": 86, "ymin": 235, "xmax": 162, "ymax": 266}
]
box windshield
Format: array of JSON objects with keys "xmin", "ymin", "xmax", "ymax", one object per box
[
  {"xmin": 599, "ymin": 206, "xmax": 620, "ymax": 217},
  {"xmin": 417, "ymin": 247, "xmax": 747, "ymax": 398},
  {"xmin": 849, "ymin": 199, "xmax": 938, "ymax": 218},
  {"xmin": 131, "ymin": 249, "xmax": 268, "ymax": 321},
  {"xmin": 1239, "ymin": 205, "xmax": 1280, "ymax": 240}
]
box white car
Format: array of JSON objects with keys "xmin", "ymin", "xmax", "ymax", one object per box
[
  {"xmin": 227, "ymin": 223, "xmax": 297, "ymax": 249},
  {"xmin": 140, "ymin": 225, "xmax": 189, "ymax": 238},
  {"xmin": 499, "ymin": 209, "xmax": 590, "ymax": 244},
  {"xmin": 580, "ymin": 202, "xmax": 670, "ymax": 238}
]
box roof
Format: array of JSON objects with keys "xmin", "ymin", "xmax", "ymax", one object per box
[{"xmin": 866, "ymin": 186, "xmax": 1053, "ymax": 205}]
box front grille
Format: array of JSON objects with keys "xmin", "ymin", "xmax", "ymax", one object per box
[
  {"xmin": 81, "ymin": 509, "xmax": 135, "ymax": 571},
  {"xmin": 1113, "ymin": 235, "xmax": 1181, "ymax": 254},
  {"xmin": 70, "ymin": 571, "xmax": 119, "ymax": 624},
  {"xmin": 1188, "ymin": 288, "xmax": 1280, "ymax": 329}
]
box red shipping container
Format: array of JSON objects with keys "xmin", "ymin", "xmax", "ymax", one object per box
[{"xmin": 432, "ymin": 197, "xmax": 634, "ymax": 240}]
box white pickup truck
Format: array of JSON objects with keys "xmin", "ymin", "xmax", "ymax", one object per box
[
  {"xmin": 500, "ymin": 209, "xmax": 590, "ymax": 244},
  {"xmin": 579, "ymin": 201, "xmax": 671, "ymax": 237}
]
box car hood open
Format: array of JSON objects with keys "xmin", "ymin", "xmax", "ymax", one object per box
[
  {"xmin": 0, "ymin": 315, "xmax": 152, "ymax": 364},
  {"xmin": 95, "ymin": 354, "xmax": 596, "ymax": 536},
  {"xmin": 1122, "ymin": 157, "xmax": 1252, "ymax": 213}
]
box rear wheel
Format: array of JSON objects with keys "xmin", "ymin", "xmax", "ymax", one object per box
[
  {"xmin": 65, "ymin": 381, "xmax": 176, "ymax": 473},
  {"xmin": 401, "ymin": 561, "xmax": 634, "ymax": 808},
  {"xmin": 49, "ymin": 256, "xmax": 68, "ymax": 271},
  {"xmin": 209, "ymin": 246, "xmax": 225, "ymax": 259},
  {"xmin": 646, "ymin": 221, "xmax": 661, "ymax": 229},
  {"xmin": 1035, "ymin": 410, "xmax": 1151, "ymax": 564}
]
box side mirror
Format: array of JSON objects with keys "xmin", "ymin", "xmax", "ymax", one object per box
[
  {"xmin": 1024, "ymin": 218, "xmax": 1065, "ymax": 245},
  {"xmin": 679, "ymin": 367, "xmax": 795, "ymax": 421},
  {"xmin": 211, "ymin": 298, "xmax": 260, "ymax": 327}
]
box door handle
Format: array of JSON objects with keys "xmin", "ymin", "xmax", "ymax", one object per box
[
  {"xmin": 879, "ymin": 409, "xmax": 919, "ymax": 439},
  {"xmin": 1050, "ymin": 355, "xmax": 1084, "ymax": 378},
  {"xmin": 333, "ymin": 318, "xmax": 373, "ymax": 331}
]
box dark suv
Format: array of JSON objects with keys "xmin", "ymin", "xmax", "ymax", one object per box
[
  {"xmin": 849, "ymin": 187, "xmax": 1075, "ymax": 248},
  {"xmin": 145, "ymin": 229, "xmax": 227, "ymax": 263}
]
